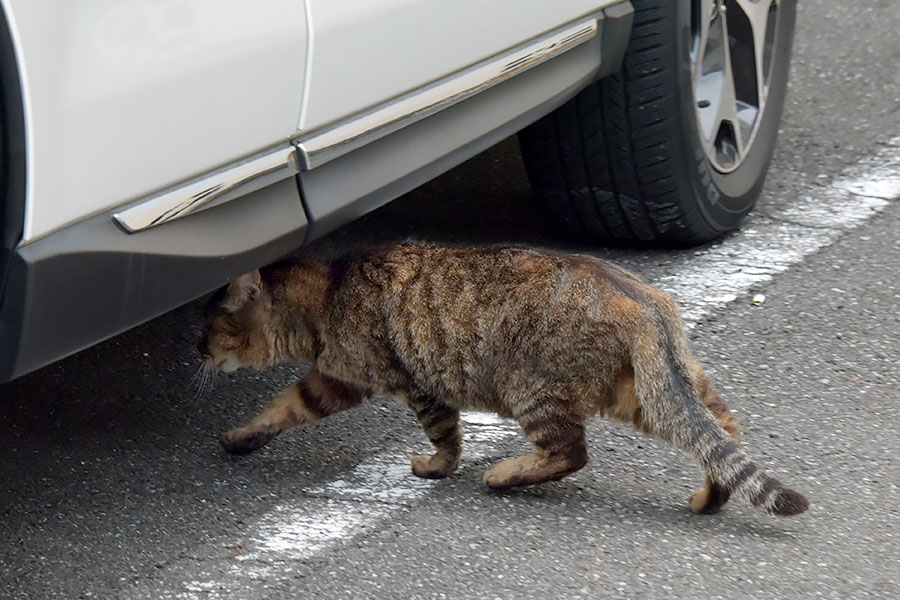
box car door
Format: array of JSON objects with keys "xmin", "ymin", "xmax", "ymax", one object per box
[
  {"xmin": 299, "ymin": 0, "xmax": 612, "ymax": 133},
  {"xmin": 3, "ymin": 0, "xmax": 309, "ymax": 242}
]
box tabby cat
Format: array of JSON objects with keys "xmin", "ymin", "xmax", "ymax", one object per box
[{"xmin": 198, "ymin": 243, "xmax": 808, "ymax": 517}]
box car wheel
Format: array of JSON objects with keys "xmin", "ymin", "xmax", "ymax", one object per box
[{"xmin": 519, "ymin": 0, "xmax": 796, "ymax": 246}]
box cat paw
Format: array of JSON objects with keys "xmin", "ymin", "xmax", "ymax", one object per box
[
  {"xmin": 482, "ymin": 459, "xmax": 527, "ymax": 489},
  {"xmin": 689, "ymin": 484, "xmax": 731, "ymax": 514},
  {"xmin": 410, "ymin": 454, "xmax": 456, "ymax": 479},
  {"xmin": 219, "ymin": 427, "xmax": 276, "ymax": 456},
  {"xmin": 483, "ymin": 451, "xmax": 586, "ymax": 489}
]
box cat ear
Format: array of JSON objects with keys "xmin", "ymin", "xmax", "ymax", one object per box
[{"xmin": 224, "ymin": 270, "xmax": 262, "ymax": 311}]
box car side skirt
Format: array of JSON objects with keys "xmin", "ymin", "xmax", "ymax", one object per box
[{"xmin": 0, "ymin": 179, "xmax": 308, "ymax": 381}]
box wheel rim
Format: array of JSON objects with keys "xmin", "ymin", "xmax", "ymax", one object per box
[{"xmin": 691, "ymin": 0, "xmax": 782, "ymax": 173}]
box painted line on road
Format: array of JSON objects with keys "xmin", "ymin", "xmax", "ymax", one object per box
[
  {"xmin": 657, "ymin": 137, "xmax": 900, "ymax": 324},
  {"xmin": 169, "ymin": 414, "xmax": 519, "ymax": 596},
  {"xmin": 177, "ymin": 138, "xmax": 900, "ymax": 597},
  {"xmin": 231, "ymin": 413, "xmax": 512, "ymax": 568}
]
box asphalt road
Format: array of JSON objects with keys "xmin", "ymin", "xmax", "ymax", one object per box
[{"xmin": 2, "ymin": 1, "xmax": 899, "ymax": 598}]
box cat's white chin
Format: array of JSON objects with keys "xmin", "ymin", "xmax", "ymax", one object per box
[{"xmin": 218, "ymin": 356, "xmax": 243, "ymax": 373}]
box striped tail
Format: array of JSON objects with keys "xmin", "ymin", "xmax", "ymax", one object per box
[
  {"xmin": 631, "ymin": 328, "xmax": 809, "ymax": 517},
  {"xmin": 693, "ymin": 428, "xmax": 809, "ymax": 516}
]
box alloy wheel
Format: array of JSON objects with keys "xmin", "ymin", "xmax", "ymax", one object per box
[{"xmin": 691, "ymin": 0, "xmax": 783, "ymax": 173}]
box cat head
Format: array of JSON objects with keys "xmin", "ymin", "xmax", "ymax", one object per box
[{"xmin": 197, "ymin": 270, "xmax": 279, "ymax": 372}]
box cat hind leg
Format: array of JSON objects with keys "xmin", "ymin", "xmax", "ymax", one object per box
[
  {"xmin": 687, "ymin": 370, "xmax": 739, "ymax": 514},
  {"xmin": 609, "ymin": 366, "xmax": 736, "ymax": 514},
  {"xmin": 630, "ymin": 342, "xmax": 808, "ymax": 517},
  {"xmin": 483, "ymin": 397, "xmax": 588, "ymax": 489}
]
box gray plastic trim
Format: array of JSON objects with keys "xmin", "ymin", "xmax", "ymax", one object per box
[{"xmin": 0, "ymin": 178, "xmax": 307, "ymax": 381}]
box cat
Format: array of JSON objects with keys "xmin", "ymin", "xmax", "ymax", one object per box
[{"xmin": 198, "ymin": 242, "xmax": 809, "ymax": 517}]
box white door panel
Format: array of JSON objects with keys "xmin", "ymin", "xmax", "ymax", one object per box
[
  {"xmin": 300, "ymin": 0, "xmax": 610, "ymax": 131},
  {"xmin": 3, "ymin": 0, "xmax": 308, "ymax": 242}
]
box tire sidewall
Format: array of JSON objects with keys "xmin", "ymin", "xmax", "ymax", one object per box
[{"xmin": 672, "ymin": 0, "xmax": 797, "ymax": 232}]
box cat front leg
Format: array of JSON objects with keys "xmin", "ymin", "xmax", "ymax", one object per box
[
  {"xmin": 406, "ymin": 396, "xmax": 462, "ymax": 479},
  {"xmin": 220, "ymin": 368, "xmax": 365, "ymax": 455}
]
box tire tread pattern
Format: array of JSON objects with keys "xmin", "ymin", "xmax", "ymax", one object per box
[{"xmin": 520, "ymin": 0, "xmax": 720, "ymax": 245}]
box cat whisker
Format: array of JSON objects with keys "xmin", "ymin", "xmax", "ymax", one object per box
[
  {"xmin": 190, "ymin": 364, "xmax": 206, "ymax": 402},
  {"xmin": 208, "ymin": 363, "xmax": 218, "ymax": 389},
  {"xmin": 190, "ymin": 361, "xmax": 217, "ymax": 402},
  {"xmin": 188, "ymin": 363, "xmax": 204, "ymax": 386}
]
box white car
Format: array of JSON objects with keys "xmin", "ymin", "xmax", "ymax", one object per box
[{"xmin": 0, "ymin": 0, "xmax": 795, "ymax": 380}]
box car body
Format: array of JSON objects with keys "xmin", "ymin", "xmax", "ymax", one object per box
[{"xmin": 0, "ymin": 0, "xmax": 795, "ymax": 381}]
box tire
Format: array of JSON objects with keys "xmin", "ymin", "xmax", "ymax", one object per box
[{"xmin": 519, "ymin": 0, "xmax": 797, "ymax": 246}]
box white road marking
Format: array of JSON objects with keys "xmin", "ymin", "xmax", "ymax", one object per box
[
  {"xmin": 179, "ymin": 138, "xmax": 900, "ymax": 595},
  {"xmin": 656, "ymin": 138, "xmax": 900, "ymax": 324},
  {"xmin": 236, "ymin": 412, "xmax": 515, "ymax": 563},
  {"xmin": 184, "ymin": 412, "xmax": 520, "ymax": 592}
]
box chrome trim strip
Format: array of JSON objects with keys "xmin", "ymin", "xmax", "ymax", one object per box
[
  {"xmin": 111, "ymin": 17, "xmax": 599, "ymax": 234},
  {"xmin": 112, "ymin": 146, "xmax": 299, "ymax": 233},
  {"xmin": 295, "ymin": 17, "xmax": 599, "ymax": 170}
]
